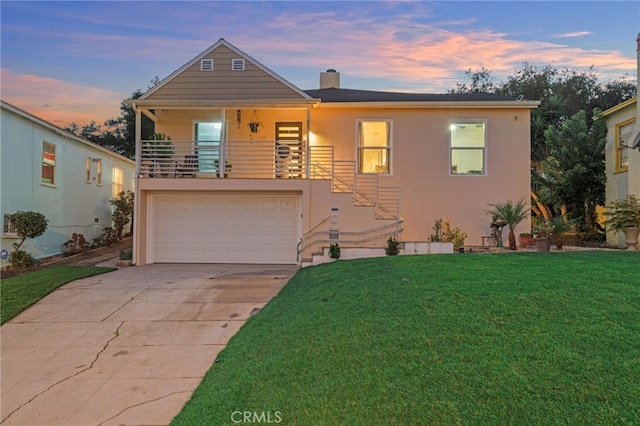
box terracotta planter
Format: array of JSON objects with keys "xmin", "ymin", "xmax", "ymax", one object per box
[
  {"xmin": 623, "ymin": 227, "xmax": 640, "ymax": 251},
  {"xmin": 519, "ymin": 234, "xmax": 534, "ymax": 248},
  {"xmin": 535, "ymin": 238, "xmax": 552, "ymax": 252}
]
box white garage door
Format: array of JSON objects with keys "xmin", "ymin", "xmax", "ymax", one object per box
[{"xmin": 152, "ymin": 195, "xmax": 299, "ymax": 264}]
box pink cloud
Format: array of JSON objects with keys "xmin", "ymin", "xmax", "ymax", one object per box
[
  {"xmin": 237, "ymin": 12, "xmax": 635, "ymax": 92},
  {"xmin": 1, "ymin": 69, "xmax": 124, "ymax": 126}
]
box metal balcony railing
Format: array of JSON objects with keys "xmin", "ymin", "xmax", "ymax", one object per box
[{"xmin": 139, "ymin": 139, "xmax": 306, "ymax": 179}]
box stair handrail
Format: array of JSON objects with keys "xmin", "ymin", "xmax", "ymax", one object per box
[{"xmin": 297, "ymin": 217, "xmax": 404, "ymax": 262}]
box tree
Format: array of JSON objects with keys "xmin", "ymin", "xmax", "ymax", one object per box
[
  {"xmin": 8, "ymin": 211, "xmax": 48, "ymax": 268},
  {"xmin": 8, "ymin": 211, "xmax": 48, "ymax": 252},
  {"xmin": 111, "ymin": 190, "xmax": 134, "ymax": 239},
  {"xmin": 541, "ymin": 110, "xmax": 607, "ymax": 232},
  {"xmin": 448, "ymin": 67, "xmax": 499, "ymax": 94},
  {"xmin": 65, "ymin": 80, "xmax": 158, "ymax": 159}
]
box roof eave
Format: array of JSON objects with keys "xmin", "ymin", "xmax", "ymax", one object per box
[
  {"xmin": 1, "ymin": 100, "xmax": 135, "ymax": 164},
  {"xmin": 601, "ymin": 96, "xmax": 637, "ymax": 117},
  {"xmin": 312, "ymin": 100, "xmax": 541, "ymax": 109},
  {"xmin": 128, "ymin": 98, "xmax": 320, "ymax": 109}
]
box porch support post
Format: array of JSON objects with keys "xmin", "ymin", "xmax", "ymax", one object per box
[
  {"xmin": 220, "ymin": 109, "xmax": 226, "ymax": 178},
  {"xmin": 306, "ymin": 107, "xmax": 311, "ymax": 179},
  {"xmin": 133, "ymin": 104, "xmax": 142, "ymax": 265}
]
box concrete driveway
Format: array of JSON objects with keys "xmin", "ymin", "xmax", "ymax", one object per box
[{"xmin": 1, "ymin": 264, "xmax": 297, "ymax": 426}]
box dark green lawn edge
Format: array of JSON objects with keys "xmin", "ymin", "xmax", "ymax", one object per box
[
  {"xmin": 172, "ymin": 252, "xmax": 640, "ymax": 426},
  {"xmin": 1, "ymin": 266, "xmax": 115, "ymax": 324}
]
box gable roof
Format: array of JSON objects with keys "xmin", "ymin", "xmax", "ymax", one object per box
[
  {"xmin": 139, "ymin": 38, "xmax": 314, "ymax": 103},
  {"xmin": 1, "ymin": 99, "xmax": 134, "ymax": 164}
]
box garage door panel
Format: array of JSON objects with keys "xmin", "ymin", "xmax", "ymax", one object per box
[{"xmin": 153, "ymin": 195, "xmax": 298, "ymax": 264}]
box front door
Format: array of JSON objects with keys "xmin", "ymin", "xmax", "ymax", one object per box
[
  {"xmin": 275, "ymin": 122, "xmax": 303, "ymax": 178},
  {"xmin": 195, "ymin": 121, "xmax": 222, "ymax": 173}
]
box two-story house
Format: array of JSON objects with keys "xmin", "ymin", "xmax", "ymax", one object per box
[
  {"xmin": 129, "ymin": 38, "xmax": 539, "ymax": 266},
  {"xmin": 602, "ymin": 34, "xmax": 640, "ymax": 247},
  {"xmin": 1, "ymin": 100, "xmax": 135, "ymax": 260}
]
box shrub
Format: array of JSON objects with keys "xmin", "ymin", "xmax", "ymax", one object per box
[
  {"xmin": 111, "ymin": 190, "xmax": 134, "ymax": 239},
  {"xmin": 119, "ymin": 248, "xmax": 133, "ymax": 261},
  {"xmin": 428, "ymin": 218, "xmax": 467, "ymax": 252},
  {"xmin": 385, "ymin": 237, "xmax": 400, "ymax": 256},
  {"xmin": 63, "ymin": 233, "xmax": 90, "ymax": 255},
  {"xmin": 8, "ymin": 211, "xmax": 48, "ymax": 252},
  {"xmin": 9, "ymin": 250, "xmax": 36, "ymax": 269},
  {"xmin": 329, "ymin": 243, "xmax": 341, "ymax": 260},
  {"xmin": 92, "ymin": 226, "xmax": 120, "ymax": 248}
]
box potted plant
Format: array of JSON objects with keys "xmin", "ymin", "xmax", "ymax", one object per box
[
  {"xmin": 519, "ymin": 232, "xmax": 534, "ymax": 248},
  {"xmin": 248, "ymin": 121, "xmax": 263, "ymax": 134},
  {"xmin": 549, "ymin": 216, "xmax": 571, "ymax": 250},
  {"xmin": 533, "ymin": 221, "xmax": 553, "ymax": 252},
  {"xmin": 148, "ymin": 133, "xmax": 174, "ymax": 177},
  {"xmin": 486, "ymin": 199, "xmax": 529, "ymax": 250},
  {"xmin": 604, "ymin": 194, "xmax": 640, "ymax": 251},
  {"xmin": 214, "ymin": 160, "xmax": 232, "ymax": 178},
  {"xmin": 247, "ymin": 110, "xmax": 263, "ymax": 134}
]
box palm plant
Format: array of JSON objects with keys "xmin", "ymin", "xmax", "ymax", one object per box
[{"xmin": 486, "ymin": 199, "xmax": 529, "ymax": 250}]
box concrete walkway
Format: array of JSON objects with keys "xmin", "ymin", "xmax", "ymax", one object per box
[{"xmin": 1, "ymin": 264, "xmax": 297, "ymax": 426}]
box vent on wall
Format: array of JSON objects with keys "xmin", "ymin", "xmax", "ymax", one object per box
[
  {"xmin": 232, "ymin": 58, "xmax": 245, "ymax": 71},
  {"xmin": 200, "ymin": 59, "xmax": 214, "ymax": 71}
]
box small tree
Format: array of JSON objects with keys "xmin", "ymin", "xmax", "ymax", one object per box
[
  {"xmin": 8, "ymin": 211, "xmax": 48, "ymax": 252},
  {"xmin": 385, "ymin": 237, "xmax": 400, "ymax": 256},
  {"xmin": 8, "ymin": 211, "xmax": 48, "ymax": 268},
  {"xmin": 111, "ymin": 190, "xmax": 134, "ymax": 239},
  {"xmin": 486, "ymin": 199, "xmax": 529, "ymax": 250}
]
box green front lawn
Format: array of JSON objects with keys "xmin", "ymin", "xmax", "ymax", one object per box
[
  {"xmin": 173, "ymin": 252, "xmax": 640, "ymax": 425},
  {"xmin": 1, "ymin": 266, "xmax": 115, "ymax": 324}
]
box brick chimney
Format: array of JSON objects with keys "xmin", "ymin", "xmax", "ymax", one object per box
[{"xmin": 320, "ymin": 69, "xmax": 340, "ymax": 89}]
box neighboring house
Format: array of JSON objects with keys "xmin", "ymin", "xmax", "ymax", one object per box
[
  {"xmin": 603, "ymin": 34, "xmax": 640, "ymax": 247},
  {"xmin": 130, "ymin": 38, "xmax": 539, "ymax": 266},
  {"xmin": 1, "ymin": 100, "xmax": 135, "ymax": 260}
]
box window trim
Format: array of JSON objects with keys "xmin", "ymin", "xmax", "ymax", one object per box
[
  {"xmin": 3, "ymin": 214, "xmax": 18, "ymax": 237},
  {"xmin": 95, "ymin": 158, "xmax": 102, "ymax": 185},
  {"xmin": 356, "ymin": 119, "xmax": 393, "ymax": 175},
  {"xmin": 614, "ymin": 117, "xmax": 634, "ymax": 173},
  {"xmin": 86, "ymin": 157, "xmax": 92, "ymax": 182},
  {"xmin": 42, "ymin": 140, "xmax": 56, "ymax": 186},
  {"xmin": 112, "ymin": 166, "xmax": 124, "ymax": 198},
  {"xmin": 449, "ymin": 119, "xmax": 487, "ymax": 176}
]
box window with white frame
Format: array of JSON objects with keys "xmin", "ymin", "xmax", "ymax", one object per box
[
  {"xmin": 96, "ymin": 159, "xmax": 102, "ymax": 185},
  {"xmin": 3, "ymin": 214, "xmax": 17, "ymax": 235},
  {"xmin": 357, "ymin": 120, "xmax": 391, "ymax": 174},
  {"xmin": 112, "ymin": 167, "xmax": 123, "ymax": 198},
  {"xmin": 42, "ymin": 141, "xmax": 56, "ymax": 184},
  {"xmin": 450, "ymin": 121, "xmax": 486, "ymax": 175},
  {"xmin": 86, "ymin": 157, "xmax": 91, "ymax": 182},
  {"xmin": 615, "ymin": 118, "xmax": 634, "ymax": 172}
]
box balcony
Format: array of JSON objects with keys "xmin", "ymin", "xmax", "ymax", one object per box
[{"xmin": 139, "ymin": 139, "xmax": 311, "ymax": 179}]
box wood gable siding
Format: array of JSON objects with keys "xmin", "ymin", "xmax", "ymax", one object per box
[{"xmin": 146, "ymin": 45, "xmax": 304, "ymax": 101}]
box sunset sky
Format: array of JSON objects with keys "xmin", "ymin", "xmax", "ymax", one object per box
[{"xmin": 1, "ymin": 1, "xmax": 638, "ymax": 127}]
